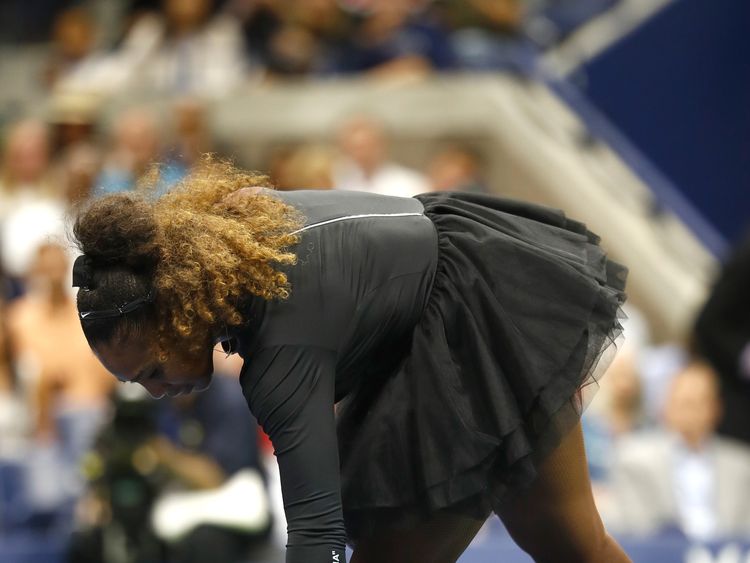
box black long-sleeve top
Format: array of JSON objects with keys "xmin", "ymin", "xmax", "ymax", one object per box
[{"xmin": 232, "ymin": 190, "xmax": 438, "ymax": 563}]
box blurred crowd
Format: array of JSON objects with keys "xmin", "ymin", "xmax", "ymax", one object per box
[
  {"xmin": 1, "ymin": 1, "xmax": 750, "ymax": 562},
  {"xmin": 0, "ymin": 4, "xmax": 505, "ymax": 561},
  {"xmin": 578, "ymin": 227, "xmax": 750, "ymax": 542},
  {"xmin": 1, "ymin": 0, "xmax": 621, "ymax": 100}
]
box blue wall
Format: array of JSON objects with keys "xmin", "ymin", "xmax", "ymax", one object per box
[{"xmin": 580, "ymin": 0, "xmax": 750, "ymax": 243}]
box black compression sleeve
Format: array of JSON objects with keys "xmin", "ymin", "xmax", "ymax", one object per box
[{"xmin": 240, "ymin": 346, "xmax": 347, "ymax": 563}]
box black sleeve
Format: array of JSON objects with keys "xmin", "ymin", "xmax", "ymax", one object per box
[{"xmin": 240, "ymin": 345, "xmax": 347, "ymax": 563}]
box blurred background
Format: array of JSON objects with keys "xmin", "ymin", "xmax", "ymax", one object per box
[{"xmin": 0, "ymin": 0, "xmax": 747, "ymax": 561}]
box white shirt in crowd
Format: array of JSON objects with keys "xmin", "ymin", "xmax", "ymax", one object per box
[
  {"xmin": 672, "ymin": 438, "xmax": 718, "ymax": 541},
  {"xmin": 333, "ymin": 160, "xmax": 430, "ymax": 198},
  {"xmin": 0, "ymin": 192, "xmax": 67, "ymax": 278}
]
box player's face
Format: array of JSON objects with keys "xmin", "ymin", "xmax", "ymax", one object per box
[{"xmin": 93, "ymin": 334, "xmax": 214, "ymax": 399}]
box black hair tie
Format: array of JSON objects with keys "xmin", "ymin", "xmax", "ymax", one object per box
[
  {"xmin": 73, "ymin": 254, "xmax": 155, "ymax": 320},
  {"xmin": 72, "ymin": 255, "xmax": 95, "ymax": 289}
]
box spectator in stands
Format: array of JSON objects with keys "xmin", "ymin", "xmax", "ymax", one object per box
[
  {"xmin": 0, "ymin": 120, "xmax": 66, "ymax": 279},
  {"xmin": 430, "ymin": 0, "xmax": 537, "ymax": 71},
  {"xmin": 230, "ymin": 0, "xmax": 287, "ymax": 72},
  {"xmin": 426, "ymin": 144, "xmax": 486, "ymax": 192},
  {"xmin": 609, "ymin": 360, "xmax": 750, "ymax": 540},
  {"xmin": 0, "ymin": 120, "xmax": 57, "ymax": 214},
  {"xmin": 289, "ymin": 0, "xmax": 352, "ymax": 73},
  {"xmin": 0, "ymin": 276, "xmax": 28, "ymax": 462},
  {"xmin": 7, "ymin": 243, "xmax": 114, "ymax": 500},
  {"xmin": 636, "ymin": 343, "xmax": 690, "ymax": 426},
  {"xmin": 579, "ymin": 306, "xmax": 649, "ymax": 521},
  {"xmin": 48, "ymin": 6, "xmax": 149, "ymax": 97},
  {"xmin": 235, "ymin": 0, "xmax": 320, "ymax": 77},
  {"xmin": 48, "ymin": 90, "xmax": 101, "ymax": 156},
  {"xmin": 43, "ymin": 7, "xmax": 98, "ymax": 91},
  {"xmin": 152, "ymin": 366, "xmax": 271, "ymax": 562},
  {"xmin": 280, "ymin": 144, "xmax": 336, "ymax": 190},
  {"xmin": 68, "ymin": 360, "xmax": 271, "ymax": 563},
  {"xmin": 333, "ymin": 0, "xmax": 453, "ymax": 78},
  {"xmin": 266, "ymin": 144, "xmax": 297, "ymax": 190},
  {"xmin": 118, "ymin": 0, "xmax": 248, "ymax": 97},
  {"xmin": 96, "ymin": 107, "xmax": 182, "ymax": 195},
  {"xmin": 584, "ymin": 351, "xmax": 644, "ymax": 480},
  {"xmin": 583, "ymin": 306, "xmax": 651, "ymax": 445},
  {"xmin": 432, "ymin": 0, "xmax": 524, "ymax": 34},
  {"xmin": 232, "ymin": 0, "xmax": 350, "ymax": 78},
  {"xmin": 262, "ymin": 22, "xmax": 324, "ymax": 77},
  {"xmin": 333, "ymin": 115, "xmax": 429, "ymax": 196},
  {"xmin": 47, "ymin": 92, "xmax": 103, "ymax": 206},
  {"xmin": 164, "ymin": 98, "xmax": 213, "ymax": 171},
  {"xmin": 57, "ymin": 143, "xmax": 101, "ymax": 206}
]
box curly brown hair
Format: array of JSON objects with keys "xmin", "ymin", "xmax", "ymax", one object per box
[{"xmin": 73, "ymin": 157, "xmax": 302, "ymax": 358}]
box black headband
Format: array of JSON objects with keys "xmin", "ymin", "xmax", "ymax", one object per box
[{"xmin": 73, "ymin": 255, "xmax": 155, "ymax": 321}]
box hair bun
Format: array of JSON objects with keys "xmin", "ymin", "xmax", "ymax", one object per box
[{"xmin": 73, "ymin": 193, "xmax": 159, "ymax": 270}]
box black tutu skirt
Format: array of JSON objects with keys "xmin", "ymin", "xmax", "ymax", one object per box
[{"xmin": 336, "ymin": 192, "xmax": 627, "ymax": 541}]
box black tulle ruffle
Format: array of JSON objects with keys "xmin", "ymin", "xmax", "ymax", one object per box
[{"xmin": 336, "ymin": 192, "xmax": 627, "ymax": 542}]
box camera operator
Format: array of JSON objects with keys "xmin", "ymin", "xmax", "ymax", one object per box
[{"xmin": 68, "ymin": 353, "xmax": 271, "ymax": 563}]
